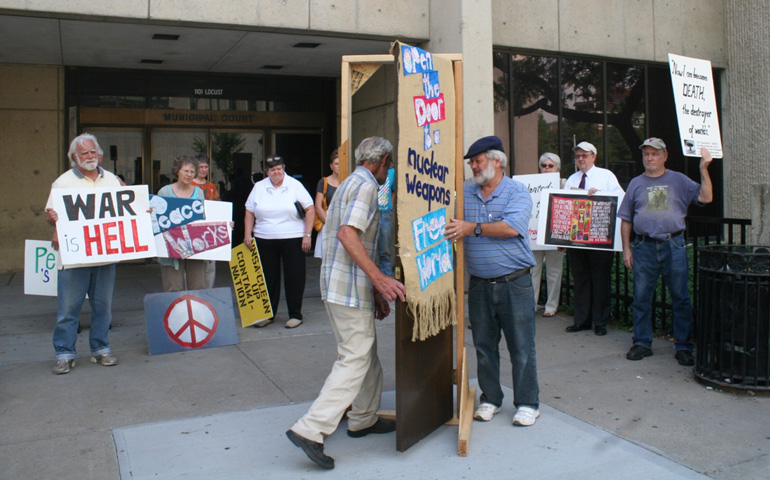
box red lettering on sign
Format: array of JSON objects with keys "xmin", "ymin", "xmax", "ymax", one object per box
[
  {"xmin": 131, "ymin": 218, "xmax": 150, "ymax": 252},
  {"xmin": 118, "ymin": 221, "xmax": 135, "ymax": 253},
  {"xmin": 82, "ymin": 218, "xmax": 149, "ymax": 257},
  {"xmin": 83, "ymin": 225, "xmax": 103, "ymax": 256},
  {"xmin": 103, "ymin": 221, "xmax": 118, "ymax": 255}
]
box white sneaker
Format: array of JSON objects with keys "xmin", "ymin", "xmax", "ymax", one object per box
[
  {"xmin": 285, "ymin": 318, "xmax": 303, "ymax": 329},
  {"xmin": 512, "ymin": 406, "xmax": 540, "ymax": 426},
  {"xmin": 473, "ymin": 402, "xmax": 501, "ymax": 421}
]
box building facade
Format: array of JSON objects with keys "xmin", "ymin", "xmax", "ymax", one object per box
[{"xmin": 1, "ymin": 0, "xmax": 764, "ymax": 272}]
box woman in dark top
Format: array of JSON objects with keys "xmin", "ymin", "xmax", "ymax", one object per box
[{"xmin": 314, "ymin": 149, "xmax": 340, "ymax": 258}]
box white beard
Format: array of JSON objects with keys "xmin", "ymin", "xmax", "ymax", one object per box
[
  {"xmin": 472, "ymin": 163, "xmax": 496, "ymax": 185},
  {"xmin": 76, "ymin": 157, "xmax": 98, "ymax": 172}
]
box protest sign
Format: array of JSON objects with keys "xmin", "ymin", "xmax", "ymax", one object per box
[
  {"xmin": 143, "ymin": 287, "xmax": 238, "ymax": 355},
  {"xmin": 536, "ymin": 190, "xmax": 624, "ymax": 252},
  {"xmin": 395, "ymin": 41, "xmax": 456, "ymax": 341},
  {"xmin": 24, "ymin": 240, "xmax": 60, "ymax": 296},
  {"xmin": 668, "ymin": 53, "xmax": 723, "ymax": 158},
  {"xmin": 229, "ymin": 242, "xmax": 273, "ymax": 327},
  {"xmin": 51, "ymin": 185, "xmax": 156, "ymax": 266},
  {"xmin": 512, "ymin": 173, "xmax": 560, "ymax": 251},
  {"xmin": 149, "ymin": 194, "xmax": 206, "ymax": 234},
  {"xmin": 154, "ymin": 200, "xmax": 232, "ymax": 261}
]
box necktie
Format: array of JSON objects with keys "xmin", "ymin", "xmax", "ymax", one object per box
[{"xmin": 578, "ymin": 172, "xmax": 586, "ymax": 189}]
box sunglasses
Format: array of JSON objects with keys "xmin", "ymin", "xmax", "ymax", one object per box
[
  {"xmin": 266, "ymin": 156, "xmax": 284, "ymax": 168},
  {"xmin": 540, "ymin": 164, "xmax": 556, "ymax": 168}
]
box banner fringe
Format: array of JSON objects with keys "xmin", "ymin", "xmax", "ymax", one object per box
[{"xmin": 408, "ymin": 289, "xmax": 457, "ymax": 341}]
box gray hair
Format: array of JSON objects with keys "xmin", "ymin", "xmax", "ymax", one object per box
[
  {"xmin": 67, "ymin": 133, "xmax": 102, "ymax": 167},
  {"xmin": 486, "ymin": 149, "xmax": 508, "ymax": 168},
  {"xmin": 171, "ymin": 155, "xmax": 199, "ymax": 178},
  {"xmin": 539, "ymin": 152, "xmax": 561, "ymax": 170},
  {"xmin": 355, "ymin": 137, "xmax": 393, "ymax": 166}
]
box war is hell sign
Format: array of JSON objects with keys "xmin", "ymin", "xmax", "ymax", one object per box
[{"xmin": 51, "ymin": 186, "xmax": 156, "ymax": 265}]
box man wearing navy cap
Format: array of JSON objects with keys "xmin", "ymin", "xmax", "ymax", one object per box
[
  {"xmin": 445, "ymin": 135, "xmax": 540, "ymax": 427},
  {"xmin": 618, "ymin": 138, "xmax": 714, "ymax": 366},
  {"xmin": 563, "ymin": 141, "xmax": 624, "ymax": 336}
]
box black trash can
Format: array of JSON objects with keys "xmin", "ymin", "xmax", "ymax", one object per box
[{"xmin": 695, "ymin": 245, "xmax": 770, "ymax": 391}]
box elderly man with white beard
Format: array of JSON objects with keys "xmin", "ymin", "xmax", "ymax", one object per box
[
  {"xmin": 444, "ymin": 135, "xmax": 541, "ymax": 428},
  {"xmin": 44, "ymin": 133, "xmax": 122, "ymax": 374}
]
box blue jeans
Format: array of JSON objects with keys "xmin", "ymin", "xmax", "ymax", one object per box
[
  {"xmin": 469, "ymin": 273, "xmax": 539, "ymax": 408},
  {"xmin": 54, "ymin": 264, "xmax": 115, "ymax": 360},
  {"xmin": 631, "ymin": 235, "xmax": 693, "ymax": 351},
  {"xmin": 378, "ymin": 210, "xmax": 393, "ymax": 276}
]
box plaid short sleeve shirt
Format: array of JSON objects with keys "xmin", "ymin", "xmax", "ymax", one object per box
[{"xmin": 320, "ymin": 166, "xmax": 380, "ymax": 309}]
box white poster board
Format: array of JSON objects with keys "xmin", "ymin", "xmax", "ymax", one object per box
[
  {"xmin": 668, "ymin": 53, "xmax": 723, "ymax": 158},
  {"xmin": 512, "ymin": 173, "xmax": 560, "ymax": 251},
  {"xmin": 51, "ymin": 186, "xmax": 157, "ymax": 266},
  {"xmin": 24, "ymin": 240, "xmax": 61, "ymax": 296},
  {"xmin": 154, "ymin": 200, "xmax": 233, "ymax": 261},
  {"xmin": 536, "ymin": 189, "xmax": 624, "ymax": 252}
]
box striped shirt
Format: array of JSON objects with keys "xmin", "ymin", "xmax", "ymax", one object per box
[
  {"xmin": 320, "ymin": 166, "xmax": 380, "ymax": 309},
  {"xmin": 463, "ymin": 176, "xmax": 535, "ymax": 278}
]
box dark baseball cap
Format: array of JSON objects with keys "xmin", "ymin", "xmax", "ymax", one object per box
[{"xmin": 464, "ymin": 135, "xmax": 505, "ymax": 159}]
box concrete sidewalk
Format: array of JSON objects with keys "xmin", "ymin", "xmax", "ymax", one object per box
[{"xmin": 0, "ymin": 259, "xmax": 768, "ymax": 479}]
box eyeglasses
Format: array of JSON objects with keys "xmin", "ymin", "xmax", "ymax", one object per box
[
  {"xmin": 574, "ymin": 154, "xmax": 593, "ymax": 159},
  {"xmin": 540, "ymin": 164, "xmax": 556, "ymax": 168}
]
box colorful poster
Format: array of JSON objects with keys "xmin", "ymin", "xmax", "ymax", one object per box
[
  {"xmin": 229, "ymin": 242, "xmax": 273, "ymax": 327},
  {"xmin": 24, "ymin": 239, "xmax": 61, "ymax": 296},
  {"xmin": 411, "ymin": 208, "xmax": 447, "ymax": 252},
  {"xmin": 415, "ymin": 240, "xmax": 453, "ymax": 291},
  {"xmin": 51, "ymin": 186, "xmax": 156, "ymax": 266},
  {"xmin": 512, "ymin": 173, "xmax": 560, "ymax": 251},
  {"xmin": 143, "ymin": 287, "xmax": 238, "ymax": 355},
  {"xmin": 668, "ymin": 53, "xmax": 723, "ymax": 158},
  {"xmin": 394, "ymin": 40, "xmax": 456, "ymax": 341},
  {"xmin": 154, "ymin": 200, "xmax": 232, "ymax": 261},
  {"xmin": 536, "ymin": 190, "xmax": 624, "ymax": 252},
  {"xmin": 148, "ymin": 195, "xmax": 206, "ymax": 234},
  {"xmin": 400, "ymin": 44, "xmax": 434, "ymax": 76}
]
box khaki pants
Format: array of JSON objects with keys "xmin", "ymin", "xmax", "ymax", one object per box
[
  {"xmin": 160, "ymin": 259, "xmax": 207, "ymax": 292},
  {"xmin": 290, "ymin": 301, "xmax": 383, "ymax": 443}
]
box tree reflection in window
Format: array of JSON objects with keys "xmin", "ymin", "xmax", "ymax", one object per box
[{"xmin": 494, "ymin": 53, "xmax": 647, "ymax": 186}]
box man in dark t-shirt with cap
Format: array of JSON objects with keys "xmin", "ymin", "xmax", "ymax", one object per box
[{"xmin": 617, "ymin": 137, "xmax": 714, "ymax": 366}]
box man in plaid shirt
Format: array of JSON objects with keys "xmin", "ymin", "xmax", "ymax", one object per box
[{"xmin": 287, "ymin": 137, "xmax": 406, "ymax": 470}]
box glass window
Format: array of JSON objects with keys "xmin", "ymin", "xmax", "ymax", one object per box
[
  {"xmin": 506, "ymin": 54, "xmax": 559, "ymax": 175},
  {"xmin": 560, "ymin": 58, "xmax": 604, "ymax": 172},
  {"xmin": 495, "ymin": 50, "xmax": 722, "ymax": 216},
  {"xmin": 605, "ymin": 63, "xmax": 646, "ymax": 188}
]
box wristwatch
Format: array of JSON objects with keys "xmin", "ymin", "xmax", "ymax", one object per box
[
  {"xmin": 474, "ymin": 223, "xmax": 482, "ymax": 237},
  {"xmin": 303, "ymin": 233, "xmax": 311, "ymax": 238}
]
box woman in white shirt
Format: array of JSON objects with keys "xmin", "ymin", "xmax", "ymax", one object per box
[
  {"xmin": 244, "ymin": 156, "xmax": 315, "ymax": 329},
  {"xmin": 532, "ymin": 153, "xmax": 566, "ymax": 317}
]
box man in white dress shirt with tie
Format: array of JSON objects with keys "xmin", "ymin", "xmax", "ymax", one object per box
[{"xmin": 563, "ymin": 142, "xmax": 624, "ymax": 336}]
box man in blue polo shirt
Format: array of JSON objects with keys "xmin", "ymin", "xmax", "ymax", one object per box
[{"xmin": 445, "ymin": 135, "xmax": 540, "ymax": 427}]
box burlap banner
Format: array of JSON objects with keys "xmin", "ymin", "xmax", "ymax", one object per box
[{"xmin": 393, "ymin": 41, "xmax": 456, "ymax": 341}]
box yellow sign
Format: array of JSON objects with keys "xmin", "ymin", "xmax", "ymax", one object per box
[{"xmin": 229, "ymin": 243, "xmax": 273, "ymax": 327}]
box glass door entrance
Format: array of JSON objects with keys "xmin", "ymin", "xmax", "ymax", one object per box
[
  {"xmin": 272, "ymin": 130, "xmax": 324, "ymax": 199},
  {"xmin": 151, "ymin": 129, "xmax": 264, "ymax": 196},
  {"xmin": 86, "ymin": 128, "xmax": 143, "ymax": 185}
]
